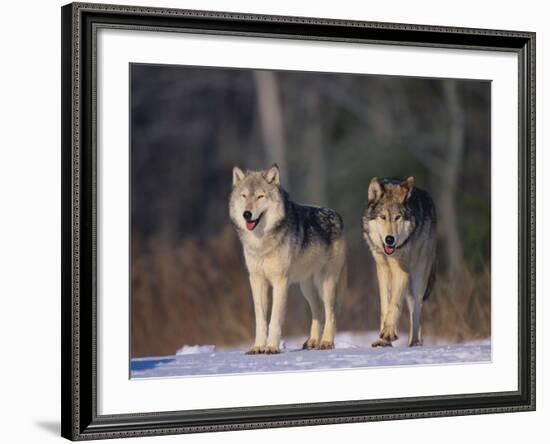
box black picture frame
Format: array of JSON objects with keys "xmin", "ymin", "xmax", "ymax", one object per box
[{"xmin": 61, "ymin": 2, "xmax": 536, "ymax": 440}]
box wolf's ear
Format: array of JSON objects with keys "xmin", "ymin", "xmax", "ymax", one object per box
[
  {"xmin": 368, "ymin": 177, "xmax": 384, "ymax": 203},
  {"xmin": 232, "ymin": 166, "xmax": 246, "ymax": 187},
  {"xmin": 400, "ymin": 176, "xmax": 415, "ymax": 201},
  {"xmin": 263, "ymin": 163, "xmax": 280, "ymax": 186}
]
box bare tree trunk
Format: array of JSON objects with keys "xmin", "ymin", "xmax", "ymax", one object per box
[
  {"xmin": 253, "ymin": 71, "xmax": 287, "ymax": 179},
  {"xmin": 439, "ymin": 81, "xmax": 465, "ymax": 276},
  {"xmin": 302, "ymin": 90, "xmax": 327, "ymax": 205}
]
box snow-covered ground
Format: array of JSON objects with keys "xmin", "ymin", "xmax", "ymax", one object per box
[{"xmin": 130, "ymin": 331, "xmax": 491, "ymax": 379}]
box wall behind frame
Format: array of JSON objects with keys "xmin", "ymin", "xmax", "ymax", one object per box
[{"xmin": 0, "ymin": 0, "xmax": 545, "ymax": 443}]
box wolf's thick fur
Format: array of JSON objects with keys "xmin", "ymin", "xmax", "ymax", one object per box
[
  {"xmin": 230, "ymin": 164, "xmax": 347, "ymax": 354},
  {"xmin": 362, "ymin": 177, "xmax": 436, "ymax": 347}
]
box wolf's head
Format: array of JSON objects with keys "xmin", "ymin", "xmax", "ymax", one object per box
[
  {"xmin": 229, "ymin": 164, "xmax": 285, "ymax": 235},
  {"xmin": 364, "ymin": 176, "xmax": 416, "ymax": 256}
]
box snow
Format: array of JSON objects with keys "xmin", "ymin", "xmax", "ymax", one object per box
[
  {"xmin": 131, "ymin": 332, "xmax": 491, "ymax": 379},
  {"xmin": 175, "ymin": 344, "xmax": 215, "ymax": 356}
]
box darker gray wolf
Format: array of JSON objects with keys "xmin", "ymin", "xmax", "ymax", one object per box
[
  {"xmin": 362, "ymin": 176, "xmax": 436, "ymax": 347},
  {"xmin": 229, "ymin": 164, "xmax": 347, "ymax": 354}
]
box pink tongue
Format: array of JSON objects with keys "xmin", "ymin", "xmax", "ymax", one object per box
[
  {"xmin": 246, "ymin": 221, "xmax": 255, "ymax": 231},
  {"xmin": 384, "ymin": 245, "xmax": 395, "ymax": 255}
]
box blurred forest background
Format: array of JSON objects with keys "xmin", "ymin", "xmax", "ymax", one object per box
[{"xmin": 130, "ymin": 64, "xmax": 491, "ymax": 358}]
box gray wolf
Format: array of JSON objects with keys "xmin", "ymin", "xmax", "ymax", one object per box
[
  {"xmin": 229, "ymin": 164, "xmax": 347, "ymax": 354},
  {"xmin": 362, "ymin": 176, "xmax": 436, "ymax": 347}
]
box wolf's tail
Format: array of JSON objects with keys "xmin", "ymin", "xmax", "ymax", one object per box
[{"xmin": 423, "ymin": 261, "xmax": 436, "ymax": 301}]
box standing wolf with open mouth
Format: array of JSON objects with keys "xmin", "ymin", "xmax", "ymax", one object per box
[
  {"xmin": 363, "ymin": 177, "xmax": 436, "ymax": 347},
  {"xmin": 230, "ymin": 164, "xmax": 347, "ymax": 354}
]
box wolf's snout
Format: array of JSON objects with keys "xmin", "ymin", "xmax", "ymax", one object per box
[
  {"xmin": 243, "ymin": 211, "xmax": 252, "ymax": 221},
  {"xmin": 385, "ymin": 235, "xmax": 395, "ymax": 246}
]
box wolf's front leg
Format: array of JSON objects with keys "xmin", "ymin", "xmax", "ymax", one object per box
[
  {"xmin": 372, "ymin": 255, "xmax": 392, "ymax": 347},
  {"xmin": 379, "ymin": 263, "xmax": 409, "ymax": 344},
  {"xmin": 266, "ymin": 277, "xmax": 289, "ymax": 354},
  {"xmin": 246, "ymin": 274, "xmax": 269, "ymax": 354}
]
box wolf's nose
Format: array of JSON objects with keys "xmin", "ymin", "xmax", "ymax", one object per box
[
  {"xmin": 243, "ymin": 211, "xmax": 252, "ymax": 221},
  {"xmin": 385, "ymin": 235, "xmax": 395, "ymax": 246}
]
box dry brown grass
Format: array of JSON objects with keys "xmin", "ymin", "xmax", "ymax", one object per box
[
  {"xmin": 420, "ymin": 266, "xmax": 491, "ymax": 343},
  {"xmin": 131, "ymin": 224, "xmax": 490, "ymax": 357}
]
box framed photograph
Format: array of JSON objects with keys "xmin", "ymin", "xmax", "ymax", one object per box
[{"xmin": 61, "ymin": 2, "xmax": 535, "ymax": 440}]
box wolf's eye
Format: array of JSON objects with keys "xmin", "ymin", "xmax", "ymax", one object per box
[
  {"xmin": 380, "ymin": 215, "xmax": 386, "ymax": 221},
  {"xmin": 257, "ymin": 195, "xmax": 265, "ymax": 200},
  {"xmin": 241, "ymin": 194, "xmax": 246, "ymax": 199},
  {"xmin": 395, "ymin": 215, "xmax": 401, "ymax": 221}
]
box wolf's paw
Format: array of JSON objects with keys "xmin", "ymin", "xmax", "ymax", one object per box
[
  {"xmin": 371, "ymin": 338, "xmax": 393, "ymax": 347},
  {"xmin": 379, "ymin": 326, "xmax": 398, "ymax": 343},
  {"xmin": 245, "ymin": 346, "xmax": 266, "ymax": 355},
  {"xmin": 318, "ymin": 340, "xmax": 335, "ymax": 350},
  {"xmin": 408, "ymin": 340, "xmax": 423, "ymax": 347},
  {"xmin": 302, "ymin": 338, "xmax": 319, "ymax": 349},
  {"xmin": 264, "ymin": 346, "xmax": 281, "ymax": 354}
]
